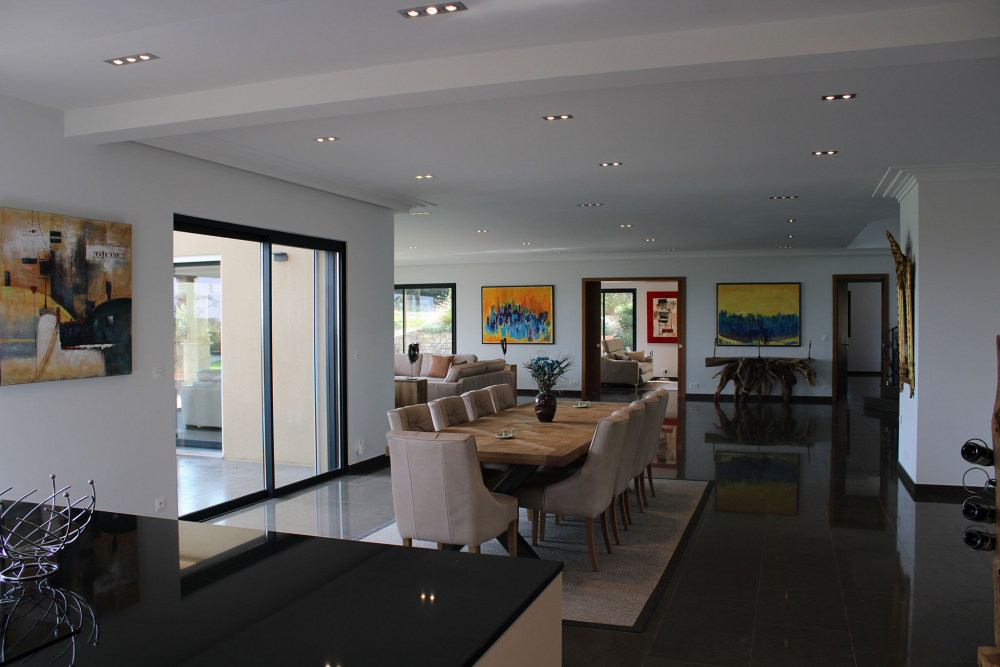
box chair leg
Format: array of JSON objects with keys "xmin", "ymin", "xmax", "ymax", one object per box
[
  {"xmin": 469, "ymin": 544, "xmax": 481, "ymax": 554},
  {"xmin": 609, "ymin": 500, "xmax": 622, "ymax": 545},
  {"xmin": 599, "ymin": 510, "xmax": 613, "ymax": 554},
  {"xmin": 623, "ymin": 490, "xmax": 634, "ymax": 525},
  {"xmin": 539, "ymin": 512, "xmax": 547, "ymax": 542},
  {"xmin": 508, "ymin": 518, "xmax": 518, "ymax": 557},
  {"xmin": 437, "ymin": 543, "xmax": 446, "ymax": 550},
  {"xmin": 402, "ymin": 538, "xmax": 412, "ymax": 547},
  {"xmin": 633, "ymin": 478, "xmax": 646, "ymax": 513},
  {"xmin": 531, "ymin": 511, "xmax": 539, "ymax": 546},
  {"xmin": 585, "ymin": 518, "xmax": 599, "ymax": 572},
  {"xmin": 647, "ymin": 464, "xmax": 656, "ymax": 498},
  {"xmin": 639, "ymin": 475, "xmax": 649, "ymax": 508},
  {"xmin": 555, "ymin": 514, "xmax": 561, "ymax": 525}
]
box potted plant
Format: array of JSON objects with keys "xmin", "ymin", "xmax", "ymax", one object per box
[{"xmin": 523, "ymin": 354, "xmax": 575, "ymax": 422}]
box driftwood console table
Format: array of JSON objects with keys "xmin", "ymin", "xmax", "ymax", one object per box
[{"xmin": 706, "ymin": 356, "xmax": 817, "ymax": 403}]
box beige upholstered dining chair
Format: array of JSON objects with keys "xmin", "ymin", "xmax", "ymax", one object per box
[
  {"xmin": 514, "ymin": 413, "xmax": 630, "ymax": 571},
  {"xmin": 387, "ymin": 404, "xmax": 434, "ymax": 432},
  {"xmin": 640, "ymin": 389, "xmax": 670, "ymax": 499},
  {"xmin": 386, "ymin": 431, "xmax": 520, "ymax": 554},
  {"xmin": 428, "ymin": 396, "xmax": 471, "ymax": 431},
  {"xmin": 630, "ymin": 391, "xmax": 668, "ymax": 510},
  {"xmin": 487, "ymin": 384, "xmax": 517, "ymax": 412},
  {"xmin": 610, "ymin": 400, "xmax": 646, "ymax": 540},
  {"xmin": 462, "ymin": 388, "xmax": 496, "ymax": 421}
]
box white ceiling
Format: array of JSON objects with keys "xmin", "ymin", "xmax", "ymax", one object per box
[{"xmin": 0, "ymin": 0, "xmax": 997, "ymax": 262}]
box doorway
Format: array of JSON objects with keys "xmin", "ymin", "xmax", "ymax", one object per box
[
  {"xmin": 581, "ymin": 277, "xmax": 686, "ymax": 398},
  {"xmin": 831, "ymin": 274, "xmax": 890, "ymax": 401},
  {"xmin": 174, "ymin": 215, "xmax": 347, "ymax": 521}
]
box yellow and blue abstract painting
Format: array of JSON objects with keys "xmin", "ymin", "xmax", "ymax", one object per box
[
  {"xmin": 717, "ymin": 282, "xmax": 800, "ymax": 346},
  {"xmin": 482, "ymin": 285, "xmax": 553, "ymax": 344}
]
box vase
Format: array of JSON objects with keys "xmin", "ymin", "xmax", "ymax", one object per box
[{"xmin": 534, "ymin": 392, "xmax": 557, "ymax": 423}]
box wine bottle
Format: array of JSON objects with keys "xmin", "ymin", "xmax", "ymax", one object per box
[
  {"xmin": 963, "ymin": 528, "xmax": 996, "ymax": 551},
  {"xmin": 961, "ymin": 439, "xmax": 994, "ymax": 466},
  {"xmin": 962, "ymin": 500, "xmax": 996, "ymax": 523}
]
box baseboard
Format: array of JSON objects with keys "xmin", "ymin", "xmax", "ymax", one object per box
[
  {"xmin": 347, "ymin": 454, "xmax": 390, "ymax": 475},
  {"xmin": 896, "ymin": 462, "xmax": 967, "ymax": 503},
  {"xmin": 685, "ymin": 393, "xmax": 833, "ymax": 405}
]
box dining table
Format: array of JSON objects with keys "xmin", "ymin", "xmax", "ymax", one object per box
[{"xmin": 438, "ymin": 400, "xmax": 628, "ymax": 558}]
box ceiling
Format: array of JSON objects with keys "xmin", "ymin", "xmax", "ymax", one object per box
[{"xmin": 1, "ymin": 0, "xmax": 997, "ymax": 262}]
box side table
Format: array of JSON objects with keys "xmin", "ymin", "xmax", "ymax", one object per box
[{"xmin": 395, "ymin": 378, "xmax": 428, "ymax": 408}]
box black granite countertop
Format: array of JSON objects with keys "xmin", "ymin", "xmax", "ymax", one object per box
[{"xmin": 0, "ymin": 512, "xmax": 562, "ymax": 666}]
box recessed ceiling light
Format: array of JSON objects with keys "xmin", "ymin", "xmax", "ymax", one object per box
[
  {"xmin": 646, "ymin": 238, "xmax": 656, "ymax": 242},
  {"xmin": 770, "ymin": 196, "xmax": 798, "ymax": 199},
  {"xmin": 105, "ymin": 53, "xmax": 159, "ymax": 66},
  {"xmin": 812, "ymin": 151, "xmax": 837, "ymax": 155},
  {"xmin": 553, "ymin": 251, "xmax": 568, "ymax": 254},
  {"xmin": 778, "ymin": 245, "xmax": 793, "ymax": 249},
  {"xmin": 315, "ymin": 136, "xmax": 339, "ymax": 142},
  {"xmin": 788, "ymin": 235, "xmax": 795, "ymax": 238},
  {"xmin": 410, "ymin": 211, "xmax": 431, "ymax": 215},
  {"xmin": 544, "ymin": 115, "xmax": 573, "ymax": 121},
  {"xmin": 408, "ymin": 246, "xmax": 418, "ymax": 249},
  {"xmin": 821, "ymin": 94, "xmax": 856, "ymax": 101},
  {"xmin": 661, "ymin": 248, "xmax": 676, "ymax": 251},
  {"xmin": 477, "ymin": 229, "xmax": 488, "ymax": 233},
  {"xmin": 522, "ymin": 242, "xmax": 532, "ymax": 245},
  {"xmin": 578, "ymin": 203, "xmax": 603, "ymax": 207},
  {"xmin": 600, "ymin": 162, "xmax": 623, "ymax": 167},
  {"xmin": 620, "ymin": 224, "xmax": 632, "ymax": 228},
  {"xmin": 787, "ymin": 219, "xmax": 796, "ymax": 223},
  {"xmin": 399, "ymin": 2, "xmax": 467, "ymax": 18},
  {"xmin": 415, "ymin": 174, "xmax": 434, "ymax": 179}
]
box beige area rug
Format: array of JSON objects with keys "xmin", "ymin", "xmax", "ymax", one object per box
[{"xmin": 360, "ymin": 478, "xmax": 710, "ymax": 631}]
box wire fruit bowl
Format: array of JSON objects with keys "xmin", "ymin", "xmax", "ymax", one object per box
[{"xmin": 0, "ymin": 476, "xmax": 96, "ymax": 583}]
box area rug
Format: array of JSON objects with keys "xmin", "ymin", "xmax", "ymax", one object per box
[{"xmin": 360, "ymin": 478, "xmax": 711, "ymax": 632}]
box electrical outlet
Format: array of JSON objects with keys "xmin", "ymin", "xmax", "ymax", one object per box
[
  {"xmin": 822, "ymin": 335, "xmax": 829, "ymax": 341},
  {"xmin": 154, "ymin": 497, "xmax": 166, "ymax": 513},
  {"xmin": 152, "ymin": 365, "xmax": 164, "ymax": 379},
  {"xmin": 570, "ymin": 381, "xmax": 579, "ymax": 386},
  {"xmin": 356, "ymin": 439, "xmax": 364, "ymax": 455},
  {"xmin": 689, "ymin": 382, "xmax": 699, "ymax": 388},
  {"xmin": 822, "ymin": 385, "xmax": 829, "ymax": 391}
]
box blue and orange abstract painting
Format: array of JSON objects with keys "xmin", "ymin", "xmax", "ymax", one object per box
[
  {"xmin": 717, "ymin": 283, "xmax": 800, "ymax": 346},
  {"xmin": 482, "ymin": 285, "xmax": 553, "ymax": 344}
]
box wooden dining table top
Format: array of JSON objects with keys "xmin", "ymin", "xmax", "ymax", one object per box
[{"xmin": 443, "ymin": 401, "xmax": 628, "ymax": 467}]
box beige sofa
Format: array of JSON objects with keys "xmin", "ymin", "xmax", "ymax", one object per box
[
  {"xmin": 600, "ymin": 338, "xmax": 654, "ymax": 387},
  {"xmin": 394, "ymin": 353, "xmax": 512, "ymax": 401}
]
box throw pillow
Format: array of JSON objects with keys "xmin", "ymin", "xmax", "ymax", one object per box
[
  {"xmin": 625, "ymin": 351, "xmax": 647, "ymax": 362},
  {"xmin": 425, "ymin": 354, "xmax": 455, "ymax": 378},
  {"xmin": 611, "ymin": 352, "xmax": 628, "ymax": 360}
]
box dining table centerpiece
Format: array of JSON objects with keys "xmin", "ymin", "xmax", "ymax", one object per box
[{"xmin": 524, "ymin": 354, "xmax": 575, "ymax": 423}]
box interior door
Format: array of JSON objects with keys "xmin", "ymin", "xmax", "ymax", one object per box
[
  {"xmin": 835, "ymin": 279, "xmax": 850, "ymax": 400},
  {"xmin": 582, "ymin": 280, "xmax": 602, "ymax": 398}
]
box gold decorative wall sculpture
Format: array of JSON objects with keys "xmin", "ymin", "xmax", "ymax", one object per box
[{"xmin": 887, "ymin": 231, "xmax": 915, "ymax": 397}]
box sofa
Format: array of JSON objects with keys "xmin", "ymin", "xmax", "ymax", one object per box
[
  {"xmin": 394, "ymin": 353, "xmax": 512, "ymax": 402},
  {"xmin": 600, "ymin": 338, "xmax": 654, "ymax": 387},
  {"xmin": 179, "ymin": 369, "xmax": 222, "ymax": 428}
]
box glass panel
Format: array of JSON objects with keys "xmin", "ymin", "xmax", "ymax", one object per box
[
  {"xmin": 403, "ymin": 287, "xmax": 453, "ymax": 354},
  {"xmin": 271, "ymin": 244, "xmax": 339, "ymax": 488},
  {"xmin": 173, "ymin": 231, "xmax": 264, "ymax": 516},
  {"xmin": 602, "ymin": 291, "xmax": 635, "ymax": 351},
  {"xmin": 393, "ymin": 288, "xmax": 404, "ymax": 352}
]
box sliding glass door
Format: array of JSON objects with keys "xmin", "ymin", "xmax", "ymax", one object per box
[
  {"xmin": 174, "ymin": 216, "xmax": 345, "ymax": 521},
  {"xmin": 393, "ymin": 283, "xmax": 456, "ymax": 354}
]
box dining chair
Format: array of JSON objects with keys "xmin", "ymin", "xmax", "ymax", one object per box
[
  {"xmin": 610, "ymin": 400, "xmax": 646, "ymax": 541},
  {"xmin": 514, "ymin": 413, "xmax": 630, "ymax": 571},
  {"xmin": 630, "ymin": 393, "xmax": 662, "ymax": 512},
  {"xmin": 387, "ymin": 404, "xmax": 434, "ymax": 432},
  {"xmin": 428, "ymin": 396, "xmax": 471, "ymax": 431},
  {"xmin": 386, "ymin": 430, "xmax": 520, "ymax": 554},
  {"xmin": 640, "ymin": 389, "xmax": 670, "ymax": 499},
  {"xmin": 487, "ymin": 383, "xmax": 517, "ymax": 412},
  {"xmin": 462, "ymin": 388, "xmax": 496, "ymax": 421}
]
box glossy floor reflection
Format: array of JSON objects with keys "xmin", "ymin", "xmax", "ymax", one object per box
[{"xmin": 214, "ymin": 378, "xmax": 992, "ymax": 666}]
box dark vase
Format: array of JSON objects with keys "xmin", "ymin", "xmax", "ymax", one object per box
[{"xmin": 535, "ymin": 392, "xmax": 557, "ymax": 423}]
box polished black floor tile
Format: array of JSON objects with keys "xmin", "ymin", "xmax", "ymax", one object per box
[
  {"xmin": 563, "ymin": 626, "xmax": 653, "ymax": 667},
  {"xmin": 754, "ymin": 578, "xmax": 848, "ymax": 630},
  {"xmin": 749, "ymin": 624, "xmax": 855, "ymax": 667},
  {"xmin": 644, "ymin": 659, "xmax": 730, "ymax": 667},
  {"xmin": 646, "ymin": 596, "xmax": 756, "ymax": 666}
]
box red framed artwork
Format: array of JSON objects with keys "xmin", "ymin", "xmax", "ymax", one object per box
[{"xmin": 647, "ymin": 291, "xmax": 678, "ymax": 343}]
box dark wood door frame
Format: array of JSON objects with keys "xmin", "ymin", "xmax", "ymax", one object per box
[
  {"xmin": 581, "ymin": 277, "xmax": 687, "ymax": 399},
  {"xmin": 831, "ymin": 274, "xmax": 890, "ymax": 402}
]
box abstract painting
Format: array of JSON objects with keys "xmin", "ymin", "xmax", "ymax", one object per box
[
  {"xmin": 0, "ymin": 207, "xmax": 132, "ymax": 385},
  {"xmin": 482, "ymin": 285, "xmax": 554, "ymax": 344},
  {"xmin": 716, "ymin": 452, "xmax": 799, "ymax": 515},
  {"xmin": 647, "ymin": 291, "xmax": 678, "ymax": 343},
  {"xmin": 717, "ymin": 283, "xmax": 800, "ymax": 346}
]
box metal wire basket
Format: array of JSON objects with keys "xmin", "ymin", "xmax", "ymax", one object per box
[
  {"xmin": 0, "ymin": 582, "xmax": 99, "ymax": 666},
  {"xmin": 0, "ymin": 476, "xmax": 96, "ymax": 582}
]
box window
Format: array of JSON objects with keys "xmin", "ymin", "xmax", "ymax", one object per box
[
  {"xmin": 394, "ymin": 283, "xmax": 456, "ymax": 354},
  {"xmin": 602, "ymin": 289, "xmax": 636, "ymax": 351}
]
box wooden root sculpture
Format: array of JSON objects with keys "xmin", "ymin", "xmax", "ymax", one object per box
[{"xmin": 708, "ymin": 357, "xmax": 816, "ymax": 403}]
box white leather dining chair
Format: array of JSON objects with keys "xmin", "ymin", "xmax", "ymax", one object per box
[
  {"xmin": 487, "ymin": 384, "xmax": 517, "ymax": 412},
  {"xmin": 387, "ymin": 404, "xmax": 434, "ymax": 432},
  {"xmin": 428, "ymin": 396, "xmax": 471, "ymax": 431},
  {"xmin": 461, "ymin": 388, "xmax": 496, "ymax": 421}
]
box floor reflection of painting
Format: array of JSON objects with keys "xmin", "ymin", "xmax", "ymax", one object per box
[
  {"xmin": 0, "ymin": 207, "xmax": 132, "ymax": 385},
  {"xmin": 716, "ymin": 452, "xmax": 799, "ymax": 515},
  {"xmin": 653, "ymin": 417, "xmax": 682, "ymax": 479}
]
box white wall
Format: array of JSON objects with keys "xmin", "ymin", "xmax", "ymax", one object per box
[
  {"xmin": 897, "ymin": 176, "xmax": 1000, "ymax": 486},
  {"xmin": 601, "ymin": 281, "xmax": 679, "ymax": 378},
  {"xmin": 847, "ymin": 282, "xmax": 882, "ymax": 373},
  {"xmin": 0, "ymin": 92, "xmax": 394, "ymax": 519},
  {"xmin": 396, "ymin": 250, "xmax": 896, "ymax": 397}
]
